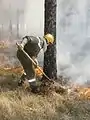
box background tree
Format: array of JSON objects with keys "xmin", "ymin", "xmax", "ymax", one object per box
[{"xmin": 43, "ymin": 0, "xmax": 57, "ymax": 80}]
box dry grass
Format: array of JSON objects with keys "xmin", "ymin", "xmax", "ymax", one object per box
[
  {"xmin": 0, "ymin": 88, "xmax": 89, "ymax": 120},
  {"xmin": 0, "ymin": 69, "xmax": 90, "ymax": 120}
]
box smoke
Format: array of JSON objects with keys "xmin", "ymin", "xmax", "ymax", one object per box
[
  {"xmin": 23, "ymin": 0, "xmax": 44, "ymax": 36},
  {"xmin": 0, "ymin": 0, "xmax": 44, "ymax": 37},
  {"xmin": 0, "ymin": 0, "xmax": 25, "ymax": 26},
  {"xmin": 57, "ymin": 0, "xmax": 90, "ymax": 85}
]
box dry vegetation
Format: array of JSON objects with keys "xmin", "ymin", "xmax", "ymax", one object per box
[
  {"xmin": 0, "ymin": 88, "xmax": 90, "ymax": 120},
  {"xmin": 0, "ymin": 68, "xmax": 89, "ymax": 120}
]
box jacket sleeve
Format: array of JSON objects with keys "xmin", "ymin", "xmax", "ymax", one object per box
[
  {"xmin": 36, "ymin": 37, "xmax": 47, "ymax": 52},
  {"xmin": 20, "ymin": 36, "xmax": 30, "ymax": 48},
  {"xmin": 42, "ymin": 38, "xmax": 47, "ymax": 52}
]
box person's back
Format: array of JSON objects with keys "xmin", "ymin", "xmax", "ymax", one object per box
[{"xmin": 23, "ymin": 36, "xmax": 45, "ymax": 57}]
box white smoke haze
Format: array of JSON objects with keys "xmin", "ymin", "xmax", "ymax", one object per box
[
  {"xmin": 0, "ymin": 0, "xmax": 44, "ymax": 37},
  {"xmin": 24, "ymin": 0, "xmax": 44, "ymax": 36},
  {"xmin": 57, "ymin": 0, "xmax": 90, "ymax": 85}
]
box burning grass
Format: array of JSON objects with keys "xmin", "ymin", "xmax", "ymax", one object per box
[
  {"xmin": 0, "ymin": 67, "xmax": 22, "ymax": 76},
  {"xmin": 73, "ymin": 86, "xmax": 90, "ymax": 100},
  {"xmin": 0, "ymin": 66, "xmax": 43, "ymax": 77}
]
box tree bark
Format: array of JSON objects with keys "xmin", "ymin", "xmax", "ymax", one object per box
[{"xmin": 43, "ymin": 0, "xmax": 57, "ymax": 80}]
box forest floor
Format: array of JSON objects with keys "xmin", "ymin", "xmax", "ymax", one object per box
[{"xmin": 0, "ymin": 67, "xmax": 90, "ymax": 120}]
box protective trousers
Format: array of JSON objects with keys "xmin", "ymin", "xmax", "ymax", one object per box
[{"xmin": 17, "ymin": 49, "xmax": 37, "ymax": 91}]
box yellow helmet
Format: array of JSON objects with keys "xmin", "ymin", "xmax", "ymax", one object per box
[{"xmin": 44, "ymin": 33, "xmax": 54, "ymax": 44}]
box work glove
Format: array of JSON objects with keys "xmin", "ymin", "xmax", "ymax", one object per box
[{"xmin": 16, "ymin": 42, "xmax": 23, "ymax": 50}]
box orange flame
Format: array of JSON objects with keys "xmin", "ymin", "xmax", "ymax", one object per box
[
  {"xmin": 68, "ymin": 83, "xmax": 90, "ymax": 100},
  {"xmin": 3, "ymin": 66, "xmax": 43, "ymax": 76},
  {"xmin": 77, "ymin": 87, "xmax": 90, "ymax": 100},
  {"xmin": 35, "ymin": 67, "xmax": 43, "ymax": 76}
]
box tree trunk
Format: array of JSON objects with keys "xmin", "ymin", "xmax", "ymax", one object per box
[{"xmin": 43, "ymin": 0, "xmax": 57, "ymax": 80}]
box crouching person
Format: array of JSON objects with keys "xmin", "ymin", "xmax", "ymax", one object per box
[{"xmin": 16, "ymin": 34, "xmax": 54, "ymax": 92}]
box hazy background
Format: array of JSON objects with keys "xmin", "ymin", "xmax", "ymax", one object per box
[
  {"xmin": 57, "ymin": 0, "xmax": 90, "ymax": 85},
  {"xmin": 0, "ymin": 0, "xmax": 44, "ymax": 40}
]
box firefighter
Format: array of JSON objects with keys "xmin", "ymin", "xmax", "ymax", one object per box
[{"xmin": 17, "ymin": 33, "xmax": 54, "ymax": 92}]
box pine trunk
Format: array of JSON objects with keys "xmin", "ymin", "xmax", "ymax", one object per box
[{"xmin": 43, "ymin": 0, "xmax": 57, "ymax": 80}]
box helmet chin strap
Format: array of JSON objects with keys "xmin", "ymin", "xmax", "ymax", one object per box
[
  {"xmin": 43, "ymin": 37, "xmax": 54, "ymax": 45},
  {"xmin": 44, "ymin": 37, "xmax": 48, "ymax": 44}
]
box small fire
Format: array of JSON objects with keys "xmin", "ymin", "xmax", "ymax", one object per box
[
  {"xmin": 3, "ymin": 66, "xmax": 43, "ymax": 77},
  {"xmin": 3, "ymin": 66, "xmax": 24, "ymax": 74},
  {"xmin": 69, "ymin": 83, "xmax": 90, "ymax": 100},
  {"xmin": 76, "ymin": 87, "xmax": 90, "ymax": 100},
  {"xmin": 35, "ymin": 67, "xmax": 43, "ymax": 77}
]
